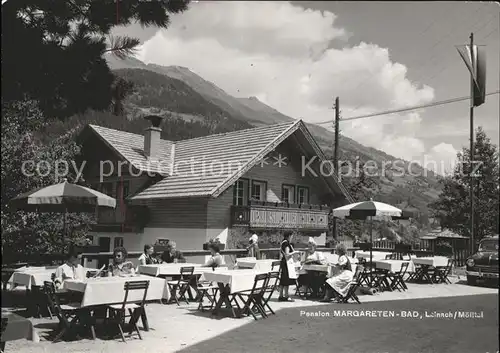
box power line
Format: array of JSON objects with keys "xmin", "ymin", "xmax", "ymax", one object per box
[{"xmin": 314, "ymin": 90, "xmax": 500, "ymax": 125}]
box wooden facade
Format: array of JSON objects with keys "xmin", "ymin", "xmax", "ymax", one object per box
[{"xmin": 79, "ymin": 121, "xmax": 350, "ymax": 254}]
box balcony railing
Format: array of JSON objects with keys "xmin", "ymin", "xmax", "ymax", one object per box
[{"xmin": 231, "ymin": 203, "xmax": 330, "ymax": 230}]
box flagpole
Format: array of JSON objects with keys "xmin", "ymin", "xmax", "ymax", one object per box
[{"xmin": 469, "ymin": 32, "xmax": 475, "ymax": 254}]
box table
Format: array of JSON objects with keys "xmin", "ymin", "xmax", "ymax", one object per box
[
  {"xmin": 138, "ymin": 263, "xmax": 202, "ymax": 277},
  {"xmin": 201, "ymin": 269, "xmax": 267, "ymax": 317},
  {"xmin": 1, "ymin": 312, "xmax": 40, "ymax": 351},
  {"xmin": 8, "ymin": 266, "xmax": 94, "ymax": 290},
  {"xmin": 410, "ymin": 257, "xmax": 449, "ymax": 284},
  {"xmin": 64, "ymin": 275, "xmax": 169, "ymax": 331},
  {"xmin": 236, "ymin": 259, "xmax": 280, "ymax": 272},
  {"xmin": 375, "ymin": 260, "xmax": 415, "ymax": 273},
  {"xmin": 63, "ymin": 275, "xmax": 169, "ymax": 307},
  {"xmin": 355, "ymin": 251, "xmax": 393, "ymax": 261}
]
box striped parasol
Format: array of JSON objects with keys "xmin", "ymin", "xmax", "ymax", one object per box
[
  {"xmin": 9, "ymin": 179, "xmax": 116, "ymax": 242},
  {"xmin": 332, "ymin": 200, "xmax": 403, "ymax": 220},
  {"xmin": 332, "ymin": 199, "xmax": 404, "ymax": 287},
  {"xmin": 9, "ymin": 179, "xmax": 116, "ymax": 212}
]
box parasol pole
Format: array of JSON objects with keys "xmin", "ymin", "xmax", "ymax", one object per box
[{"xmin": 369, "ymin": 215, "xmax": 373, "ymax": 286}]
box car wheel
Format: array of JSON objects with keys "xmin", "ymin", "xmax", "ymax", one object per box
[{"xmin": 466, "ymin": 275, "xmax": 477, "ymax": 286}]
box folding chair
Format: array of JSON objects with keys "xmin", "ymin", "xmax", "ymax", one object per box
[
  {"xmin": 295, "ymin": 275, "xmax": 314, "ymax": 299},
  {"xmin": 386, "ymin": 262, "xmax": 409, "ymax": 291},
  {"xmin": 433, "ymin": 258, "xmax": 453, "ymax": 284},
  {"xmin": 196, "ymin": 272, "xmax": 219, "ymax": 312},
  {"xmin": 335, "ymin": 265, "xmax": 363, "ymax": 304},
  {"xmin": 234, "ymin": 273, "xmax": 269, "ymax": 320},
  {"xmin": 43, "ymin": 281, "xmax": 94, "ymax": 342},
  {"xmin": 259, "ymin": 271, "xmax": 279, "ymax": 315},
  {"xmin": 106, "ymin": 280, "xmax": 150, "ymax": 343},
  {"xmin": 166, "ymin": 267, "xmax": 194, "ymax": 305}
]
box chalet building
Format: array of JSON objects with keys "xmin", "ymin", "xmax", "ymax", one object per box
[{"xmin": 78, "ymin": 116, "xmax": 353, "ymax": 263}]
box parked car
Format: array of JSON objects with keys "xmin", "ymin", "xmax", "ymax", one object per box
[{"xmin": 466, "ymin": 235, "xmax": 499, "ymax": 285}]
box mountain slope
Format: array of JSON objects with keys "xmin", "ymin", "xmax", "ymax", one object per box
[{"xmin": 107, "ymin": 56, "xmax": 442, "ymax": 217}]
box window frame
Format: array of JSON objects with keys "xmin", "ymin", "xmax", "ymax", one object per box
[
  {"xmin": 281, "ymin": 184, "xmax": 296, "ymax": 203},
  {"xmin": 250, "ymin": 179, "xmax": 267, "ymax": 201},
  {"xmin": 113, "ymin": 237, "xmax": 124, "ymax": 249},
  {"xmin": 233, "ymin": 178, "xmax": 250, "ymax": 206},
  {"xmin": 296, "ymin": 185, "xmax": 310, "ymax": 204}
]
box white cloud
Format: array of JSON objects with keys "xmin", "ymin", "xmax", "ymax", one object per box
[
  {"xmin": 127, "ymin": 1, "xmax": 440, "ymax": 163},
  {"xmin": 421, "ymin": 143, "xmax": 458, "ymax": 175}
]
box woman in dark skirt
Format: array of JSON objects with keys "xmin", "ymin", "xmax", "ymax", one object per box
[{"xmin": 278, "ymin": 232, "xmax": 296, "ymax": 302}]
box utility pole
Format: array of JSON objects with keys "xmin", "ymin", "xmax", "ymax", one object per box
[
  {"xmin": 333, "ymin": 97, "xmax": 340, "ymax": 168},
  {"xmin": 469, "ymin": 32, "xmax": 475, "ymax": 253},
  {"xmin": 331, "ymin": 97, "xmax": 340, "ymax": 242}
]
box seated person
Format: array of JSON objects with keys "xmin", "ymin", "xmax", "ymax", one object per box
[
  {"xmin": 54, "ymin": 248, "xmax": 86, "ymax": 288},
  {"xmin": 303, "ymin": 237, "xmax": 327, "ymax": 265},
  {"xmin": 109, "ymin": 246, "xmax": 135, "ymax": 276},
  {"xmin": 297, "ymin": 238, "xmax": 327, "ymax": 297},
  {"xmin": 203, "ymin": 244, "xmax": 223, "ymax": 268},
  {"xmin": 321, "ymin": 243, "xmax": 354, "ymax": 302},
  {"xmin": 138, "ymin": 244, "xmax": 158, "ymax": 266},
  {"xmin": 161, "ymin": 241, "xmax": 185, "ymax": 264}
]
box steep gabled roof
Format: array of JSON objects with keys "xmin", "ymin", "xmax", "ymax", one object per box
[
  {"xmin": 84, "ymin": 120, "xmax": 353, "ymax": 203},
  {"xmin": 87, "ymin": 125, "xmax": 173, "ymax": 175},
  {"xmin": 133, "ymin": 122, "xmax": 299, "ymax": 199}
]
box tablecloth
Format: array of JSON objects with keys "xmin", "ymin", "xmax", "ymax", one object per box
[
  {"xmin": 374, "ymin": 260, "xmax": 415, "ymax": 273},
  {"xmin": 236, "ymin": 259, "xmax": 280, "ymax": 272},
  {"xmin": 63, "ymin": 275, "xmax": 169, "ymax": 307},
  {"xmin": 200, "ymin": 269, "xmax": 267, "ymax": 294}
]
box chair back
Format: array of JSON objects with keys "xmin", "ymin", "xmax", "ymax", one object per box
[
  {"xmin": 174, "ymin": 266, "xmax": 195, "ymax": 286},
  {"xmin": 397, "ymin": 262, "xmax": 410, "ymax": 277},
  {"xmin": 353, "ymin": 264, "xmax": 364, "ymax": 282},
  {"xmin": 271, "ymin": 260, "xmax": 281, "ymax": 271},
  {"xmin": 444, "ymin": 258, "xmax": 454, "ymax": 275},
  {"xmin": 266, "ymin": 271, "xmax": 280, "ymax": 290},
  {"xmin": 121, "ymin": 280, "xmax": 150, "ymax": 311},
  {"xmin": 249, "ymin": 273, "xmax": 269, "ymax": 297},
  {"xmin": 51, "ymin": 272, "xmax": 56, "ymax": 282},
  {"xmin": 42, "ymin": 281, "xmax": 70, "ymax": 325}
]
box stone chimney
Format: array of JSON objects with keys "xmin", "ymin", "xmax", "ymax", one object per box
[{"xmin": 143, "ymin": 115, "xmax": 164, "ymax": 160}]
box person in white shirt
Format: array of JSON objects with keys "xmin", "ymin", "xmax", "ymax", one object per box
[
  {"xmin": 297, "ymin": 237, "xmax": 326, "ymax": 298},
  {"xmin": 303, "ymin": 237, "xmax": 326, "ymax": 265},
  {"xmin": 246, "ymin": 232, "xmax": 261, "ymax": 259},
  {"xmin": 54, "ymin": 249, "xmax": 86, "ymax": 288}
]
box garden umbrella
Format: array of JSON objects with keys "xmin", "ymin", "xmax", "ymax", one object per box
[
  {"xmin": 332, "ymin": 199, "xmax": 403, "ymax": 286},
  {"xmin": 9, "ymin": 179, "xmax": 116, "ymax": 242}
]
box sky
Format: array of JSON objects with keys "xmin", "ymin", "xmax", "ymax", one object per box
[{"xmin": 113, "ymin": 1, "xmax": 499, "ymax": 175}]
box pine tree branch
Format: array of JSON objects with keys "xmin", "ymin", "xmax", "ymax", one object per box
[{"xmin": 105, "ymin": 36, "xmax": 141, "ymax": 59}]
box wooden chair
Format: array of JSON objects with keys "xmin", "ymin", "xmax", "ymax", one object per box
[
  {"xmin": 234, "ymin": 273, "xmax": 269, "ymax": 320},
  {"xmin": 106, "ymin": 280, "xmax": 150, "ymax": 343},
  {"xmin": 166, "ymin": 267, "xmax": 194, "ymax": 305},
  {"xmin": 259, "ymin": 271, "xmax": 280, "ymax": 315},
  {"xmin": 43, "ymin": 281, "xmax": 94, "ymax": 342},
  {"xmin": 433, "ymin": 258, "xmax": 454, "ymax": 284},
  {"xmin": 335, "ymin": 265, "xmax": 363, "ymax": 304},
  {"xmin": 195, "ymin": 270, "xmax": 219, "ymax": 312},
  {"xmin": 383, "ymin": 262, "xmax": 409, "ymax": 291}
]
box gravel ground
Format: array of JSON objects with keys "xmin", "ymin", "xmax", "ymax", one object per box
[{"xmin": 2, "ymin": 278, "xmax": 498, "ymax": 353}]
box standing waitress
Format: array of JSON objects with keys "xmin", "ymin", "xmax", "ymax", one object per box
[{"xmin": 278, "ymin": 232, "xmax": 296, "ymax": 302}]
